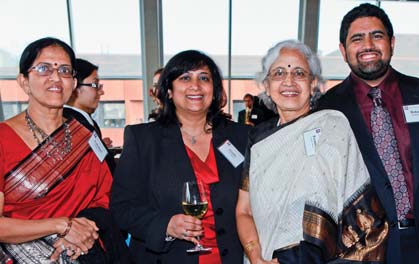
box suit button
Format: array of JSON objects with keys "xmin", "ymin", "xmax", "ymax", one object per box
[
  {"xmin": 215, "ymin": 208, "xmax": 223, "ymax": 215},
  {"xmin": 390, "ymin": 221, "xmax": 397, "ymax": 228},
  {"xmin": 385, "ymin": 182, "xmax": 392, "ymax": 189},
  {"xmin": 217, "ymin": 228, "xmax": 226, "ymax": 236},
  {"xmin": 221, "ymin": 249, "xmax": 229, "ymax": 256}
]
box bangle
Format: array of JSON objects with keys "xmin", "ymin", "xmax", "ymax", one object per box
[
  {"xmin": 58, "ymin": 218, "xmax": 72, "ymax": 238},
  {"xmin": 244, "ymin": 240, "xmax": 258, "ymax": 255}
]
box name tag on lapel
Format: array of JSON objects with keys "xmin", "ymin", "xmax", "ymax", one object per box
[
  {"xmin": 217, "ymin": 140, "xmax": 245, "ymax": 168},
  {"xmin": 402, "ymin": 104, "xmax": 419, "ymax": 123},
  {"xmin": 89, "ymin": 131, "xmax": 108, "ymax": 162}
]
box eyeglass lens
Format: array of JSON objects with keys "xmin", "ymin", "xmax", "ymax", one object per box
[{"xmin": 30, "ymin": 63, "xmax": 74, "ymax": 78}]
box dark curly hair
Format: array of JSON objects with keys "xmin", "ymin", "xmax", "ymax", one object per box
[
  {"xmin": 340, "ymin": 3, "xmax": 393, "ymax": 47},
  {"xmin": 156, "ymin": 50, "xmax": 229, "ymax": 128}
]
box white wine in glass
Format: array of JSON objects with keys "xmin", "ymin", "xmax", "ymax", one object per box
[{"xmin": 182, "ymin": 181, "xmax": 212, "ymax": 252}]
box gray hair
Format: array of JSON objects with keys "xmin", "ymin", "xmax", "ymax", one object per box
[{"xmin": 256, "ymin": 39, "xmax": 325, "ymax": 111}]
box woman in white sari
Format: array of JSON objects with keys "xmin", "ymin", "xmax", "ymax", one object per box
[{"xmin": 236, "ymin": 40, "xmax": 388, "ymax": 264}]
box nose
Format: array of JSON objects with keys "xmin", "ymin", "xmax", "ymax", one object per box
[
  {"xmin": 363, "ymin": 35, "xmax": 375, "ymax": 50},
  {"xmin": 98, "ymin": 87, "xmax": 105, "ymax": 96},
  {"xmin": 189, "ymin": 76, "xmax": 200, "ymax": 89},
  {"xmin": 49, "ymin": 68, "xmax": 61, "ymax": 82},
  {"xmin": 282, "ymin": 72, "xmax": 294, "ymax": 86}
]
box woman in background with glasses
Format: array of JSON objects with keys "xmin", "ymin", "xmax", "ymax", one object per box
[
  {"xmin": 64, "ymin": 58, "xmax": 116, "ymax": 174},
  {"xmin": 236, "ymin": 39, "xmax": 388, "ymax": 263},
  {"xmin": 0, "ymin": 37, "xmax": 128, "ymax": 263}
]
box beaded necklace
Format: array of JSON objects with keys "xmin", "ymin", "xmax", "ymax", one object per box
[{"xmin": 25, "ymin": 110, "xmax": 72, "ymax": 160}]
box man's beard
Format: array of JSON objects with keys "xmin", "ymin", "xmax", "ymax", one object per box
[{"xmin": 347, "ymin": 50, "xmax": 391, "ymax": 81}]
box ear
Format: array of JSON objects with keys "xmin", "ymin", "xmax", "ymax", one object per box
[
  {"xmin": 73, "ymin": 78, "xmax": 78, "ymax": 91},
  {"xmin": 310, "ymin": 77, "xmax": 319, "ymax": 96},
  {"xmin": 390, "ymin": 36, "xmax": 395, "ymax": 56},
  {"xmin": 339, "ymin": 43, "xmax": 348, "ymax": 63},
  {"xmin": 263, "ymin": 80, "xmax": 270, "ymax": 96},
  {"xmin": 17, "ymin": 74, "xmax": 30, "ymax": 94}
]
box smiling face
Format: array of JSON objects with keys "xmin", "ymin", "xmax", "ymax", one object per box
[
  {"xmin": 169, "ymin": 65, "xmax": 214, "ymax": 119},
  {"xmin": 264, "ymin": 48, "xmax": 317, "ymax": 123},
  {"xmin": 340, "ymin": 16, "xmax": 394, "ymax": 86},
  {"xmin": 74, "ymin": 70, "xmax": 104, "ymax": 114},
  {"xmin": 19, "ymin": 45, "xmax": 76, "ymax": 110}
]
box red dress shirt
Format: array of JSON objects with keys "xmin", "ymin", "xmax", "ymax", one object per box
[
  {"xmin": 185, "ymin": 142, "xmax": 222, "ymax": 264},
  {"xmin": 352, "ymin": 69, "xmax": 414, "ymax": 217}
]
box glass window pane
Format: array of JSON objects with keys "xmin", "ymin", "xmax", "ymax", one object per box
[
  {"xmin": 318, "ymin": 0, "xmax": 375, "ymax": 79},
  {"xmin": 162, "ymin": 0, "xmax": 229, "ymax": 73},
  {"xmin": 93, "ymin": 102, "xmax": 126, "ymax": 128},
  {"xmin": 231, "ymin": 0, "xmax": 299, "ymax": 77},
  {"xmin": 71, "ymin": 0, "xmax": 141, "ymax": 77},
  {"xmin": 381, "ymin": 1, "xmax": 419, "ymax": 77},
  {"xmin": 0, "ymin": 0, "xmax": 69, "ymax": 78}
]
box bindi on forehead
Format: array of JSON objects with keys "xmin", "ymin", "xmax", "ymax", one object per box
[{"xmin": 288, "ymin": 65, "xmax": 291, "ymax": 68}]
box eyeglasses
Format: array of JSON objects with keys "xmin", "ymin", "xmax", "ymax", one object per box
[
  {"xmin": 28, "ymin": 62, "xmax": 76, "ymax": 78},
  {"xmin": 267, "ymin": 67, "xmax": 312, "ymax": 82},
  {"xmin": 78, "ymin": 82, "xmax": 104, "ymax": 90}
]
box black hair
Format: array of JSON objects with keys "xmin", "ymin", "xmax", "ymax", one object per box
[
  {"xmin": 75, "ymin": 58, "xmax": 99, "ymax": 87},
  {"xmin": 340, "ymin": 3, "xmax": 393, "ymax": 47},
  {"xmin": 19, "ymin": 37, "xmax": 76, "ymax": 77},
  {"xmin": 154, "ymin": 67, "xmax": 164, "ymax": 76},
  {"xmin": 156, "ymin": 50, "xmax": 229, "ymax": 127},
  {"xmin": 243, "ymin": 93, "xmax": 253, "ymax": 101}
]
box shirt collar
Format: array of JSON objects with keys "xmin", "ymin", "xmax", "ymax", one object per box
[{"xmin": 64, "ymin": 105, "xmax": 95, "ymax": 126}]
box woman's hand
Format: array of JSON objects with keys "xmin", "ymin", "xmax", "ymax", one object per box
[
  {"xmin": 60, "ymin": 217, "xmax": 99, "ymax": 253},
  {"xmin": 50, "ymin": 237, "xmax": 81, "ymax": 261},
  {"xmin": 166, "ymin": 214, "xmax": 203, "ymax": 244}
]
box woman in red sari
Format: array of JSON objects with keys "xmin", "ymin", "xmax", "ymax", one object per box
[{"xmin": 0, "ymin": 38, "xmax": 126, "ymax": 263}]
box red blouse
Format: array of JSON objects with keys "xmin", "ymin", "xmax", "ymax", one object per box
[{"xmin": 185, "ymin": 142, "xmax": 222, "ymax": 264}]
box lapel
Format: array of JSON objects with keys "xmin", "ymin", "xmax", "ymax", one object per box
[
  {"xmin": 397, "ymin": 72, "xmax": 419, "ymax": 192},
  {"xmin": 331, "ymin": 78, "xmax": 389, "ymax": 182}
]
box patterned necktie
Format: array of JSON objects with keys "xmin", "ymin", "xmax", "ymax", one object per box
[{"xmin": 368, "ymin": 87, "xmax": 410, "ymax": 221}]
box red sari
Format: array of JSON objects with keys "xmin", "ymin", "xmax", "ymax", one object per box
[
  {"xmin": 185, "ymin": 142, "xmax": 222, "ymax": 264},
  {"xmin": 0, "ymin": 122, "xmax": 112, "ymax": 220}
]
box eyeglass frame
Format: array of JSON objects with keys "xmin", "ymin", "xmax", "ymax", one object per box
[
  {"xmin": 266, "ymin": 66, "xmax": 313, "ymax": 82},
  {"xmin": 28, "ymin": 62, "xmax": 76, "ymax": 78},
  {"xmin": 78, "ymin": 82, "xmax": 104, "ymax": 90}
]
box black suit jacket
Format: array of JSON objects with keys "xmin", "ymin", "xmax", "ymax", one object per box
[
  {"xmin": 63, "ymin": 107, "xmax": 116, "ymax": 174},
  {"xmin": 318, "ymin": 70, "xmax": 419, "ymax": 263},
  {"xmin": 238, "ymin": 108, "xmax": 265, "ymax": 126},
  {"xmin": 110, "ymin": 118, "xmax": 250, "ymax": 264}
]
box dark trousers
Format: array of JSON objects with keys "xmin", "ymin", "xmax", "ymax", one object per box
[{"xmin": 400, "ymin": 227, "xmax": 419, "ymax": 264}]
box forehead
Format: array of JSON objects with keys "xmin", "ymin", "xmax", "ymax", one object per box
[
  {"xmin": 33, "ymin": 45, "xmax": 71, "ymax": 65},
  {"xmin": 347, "ymin": 17, "xmax": 387, "ymax": 37},
  {"xmin": 271, "ymin": 48, "xmax": 309, "ymax": 70},
  {"xmin": 184, "ymin": 65, "xmax": 211, "ymax": 74}
]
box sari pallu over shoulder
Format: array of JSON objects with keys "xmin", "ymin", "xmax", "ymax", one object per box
[{"xmin": 3, "ymin": 118, "xmax": 91, "ymax": 202}]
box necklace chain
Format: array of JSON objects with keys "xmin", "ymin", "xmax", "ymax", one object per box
[
  {"xmin": 181, "ymin": 128, "xmax": 206, "ymax": 145},
  {"xmin": 25, "ymin": 110, "xmax": 72, "ymax": 160}
]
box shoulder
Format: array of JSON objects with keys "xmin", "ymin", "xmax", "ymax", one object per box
[
  {"xmin": 215, "ymin": 118, "xmax": 249, "ymax": 133},
  {"xmin": 310, "ymin": 109, "xmax": 351, "ymax": 131}
]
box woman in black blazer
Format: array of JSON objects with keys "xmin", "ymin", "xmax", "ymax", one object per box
[{"xmin": 111, "ymin": 50, "xmax": 249, "ymax": 264}]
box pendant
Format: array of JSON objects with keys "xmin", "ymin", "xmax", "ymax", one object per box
[{"xmin": 191, "ymin": 136, "xmax": 196, "ymax": 145}]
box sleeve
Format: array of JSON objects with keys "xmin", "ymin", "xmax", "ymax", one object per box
[
  {"xmin": 89, "ymin": 159, "xmax": 113, "ymax": 209},
  {"xmin": 240, "ymin": 130, "xmax": 254, "ymax": 192},
  {"xmin": 110, "ymin": 126, "xmax": 173, "ymax": 253}
]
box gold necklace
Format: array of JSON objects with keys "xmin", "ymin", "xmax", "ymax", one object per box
[{"xmin": 180, "ymin": 128, "xmax": 206, "ymax": 145}]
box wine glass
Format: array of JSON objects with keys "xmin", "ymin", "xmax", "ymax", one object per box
[{"xmin": 182, "ymin": 181, "xmax": 212, "ymax": 252}]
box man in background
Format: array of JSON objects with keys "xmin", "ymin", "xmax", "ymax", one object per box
[{"xmin": 238, "ymin": 93, "xmax": 264, "ymax": 126}]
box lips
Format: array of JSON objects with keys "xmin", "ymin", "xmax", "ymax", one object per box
[
  {"xmin": 280, "ymin": 90, "xmax": 299, "ymax": 96},
  {"xmin": 47, "ymin": 86, "xmax": 63, "ymax": 92},
  {"xmin": 186, "ymin": 95, "xmax": 203, "ymax": 100},
  {"xmin": 358, "ymin": 49, "xmax": 381, "ymax": 61}
]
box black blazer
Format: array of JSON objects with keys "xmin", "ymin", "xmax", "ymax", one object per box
[
  {"xmin": 318, "ymin": 70, "xmax": 419, "ymax": 263},
  {"xmin": 110, "ymin": 118, "xmax": 250, "ymax": 264},
  {"xmin": 238, "ymin": 108, "xmax": 265, "ymax": 126},
  {"xmin": 63, "ymin": 107, "xmax": 116, "ymax": 174}
]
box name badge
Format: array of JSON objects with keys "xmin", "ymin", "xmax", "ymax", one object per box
[
  {"xmin": 251, "ymin": 114, "xmax": 258, "ymax": 119},
  {"xmin": 402, "ymin": 104, "xmax": 419, "ymax": 123},
  {"xmin": 303, "ymin": 128, "xmax": 321, "ymax": 156},
  {"xmin": 217, "ymin": 140, "xmax": 245, "ymax": 168},
  {"xmin": 88, "ymin": 131, "xmax": 108, "ymax": 162}
]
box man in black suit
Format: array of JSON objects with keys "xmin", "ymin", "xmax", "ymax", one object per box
[
  {"xmin": 318, "ymin": 3, "xmax": 419, "ymax": 263},
  {"xmin": 64, "ymin": 58, "xmax": 116, "ymax": 173},
  {"xmin": 238, "ymin": 93, "xmax": 264, "ymax": 126}
]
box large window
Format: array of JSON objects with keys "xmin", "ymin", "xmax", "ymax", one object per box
[{"xmin": 93, "ymin": 101, "xmax": 126, "ymax": 128}]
